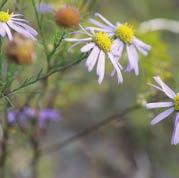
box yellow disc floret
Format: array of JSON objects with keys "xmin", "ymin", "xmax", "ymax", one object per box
[
  {"xmin": 115, "ymin": 23, "xmax": 134, "ymax": 44},
  {"xmin": 0, "ymin": 11, "xmax": 11, "ymax": 23},
  {"xmin": 174, "ymin": 93, "xmax": 179, "ymax": 111},
  {"xmin": 93, "ymin": 32, "xmax": 112, "ymax": 53}
]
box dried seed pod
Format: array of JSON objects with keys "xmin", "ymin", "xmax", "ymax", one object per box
[
  {"xmin": 55, "ymin": 5, "xmax": 80, "ymax": 28},
  {"xmin": 6, "ymin": 34, "xmax": 36, "ymax": 65}
]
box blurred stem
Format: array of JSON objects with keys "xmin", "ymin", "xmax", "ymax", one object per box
[
  {"xmin": 0, "ymin": 0, "xmax": 8, "ymax": 10},
  {"xmin": 42, "ymin": 104, "xmax": 141, "ymax": 155},
  {"xmin": 31, "ymin": 137, "xmax": 41, "ymax": 178},
  {"xmin": 0, "ymin": 105, "xmax": 10, "ymax": 178},
  {"xmin": 31, "ymin": 0, "xmax": 49, "ymax": 66}
]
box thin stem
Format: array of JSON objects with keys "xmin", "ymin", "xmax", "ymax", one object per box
[
  {"xmin": 42, "ymin": 104, "xmax": 140, "ymax": 155},
  {"xmin": 5, "ymin": 54, "xmax": 86, "ymax": 97},
  {"xmin": 31, "ymin": 137, "xmax": 41, "ymax": 178},
  {"xmin": 31, "ymin": 0, "xmax": 48, "ymax": 62}
]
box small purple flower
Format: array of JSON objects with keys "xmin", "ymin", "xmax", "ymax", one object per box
[
  {"xmin": 7, "ymin": 111, "xmax": 17, "ymax": 123},
  {"xmin": 39, "ymin": 109, "xmax": 62, "ymax": 128},
  {"xmin": 7, "ymin": 107, "xmax": 62, "ymax": 128},
  {"xmin": 146, "ymin": 76, "xmax": 179, "ymax": 145},
  {"xmin": 36, "ymin": 3, "xmax": 54, "ymax": 14}
]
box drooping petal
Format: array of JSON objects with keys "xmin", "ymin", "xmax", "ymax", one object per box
[
  {"xmin": 150, "ymin": 107, "xmax": 174, "ymax": 125},
  {"xmin": 126, "ymin": 44, "xmax": 139, "ymax": 75},
  {"xmin": 133, "ymin": 38, "xmax": 151, "ymax": 56},
  {"xmin": 80, "ymin": 42, "xmax": 95, "ymax": 53},
  {"xmin": 146, "ymin": 102, "xmax": 174, "ymax": 109},
  {"xmin": 111, "ymin": 39, "xmax": 124, "ymax": 59},
  {"xmin": 2, "ymin": 23, "xmax": 12, "ymax": 40},
  {"xmin": 97, "ymin": 50, "xmax": 105, "ymax": 84},
  {"xmin": 108, "ymin": 53, "xmax": 123, "ymax": 84},
  {"xmin": 153, "ymin": 76, "xmax": 176, "ymax": 99},
  {"xmin": 86, "ymin": 46, "xmax": 100, "ymax": 72},
  {"xmin": 0, "ymin": 23, "xmax": 6, "ymax": 37},
  {"xmin": 171, "ymin": 113, "xmax": 179, "ymax": 145}
]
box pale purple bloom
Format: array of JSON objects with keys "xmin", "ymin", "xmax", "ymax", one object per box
[
  {"xmin": 7, "ymin": 111, "xmax": 17, "ymax": 123},
  {"xmin": 7, "ymin": 107, "xmax": 62, "ymax": 128},
  {"xmin": 39, "ymin": 109, "xmax": 62, "ymax": 128},
  {"xmin": 146, "ymin": 76, "xmax": 179, "ymax": 145},
  {"xmin": 65, "ymin": 25, "xmax": 123, "ymax": 84},
  {"xmin": 36, "ymin": 3, "xmax": 54, "ymax": 14},
  {"xmin": 88, "ymin": 13, "xmax": 151, "ymax": 76},
  {"xmin": 0, "ymin": 11, "xmax": 38, "ymax": 40}
]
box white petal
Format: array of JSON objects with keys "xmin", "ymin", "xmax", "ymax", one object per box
[
  {"xmin": 153, "ymin": 76, "xmax": 176, "ymax": 99},
  {"xmin": 112, "ymin": 39, "xmax": 124, "ymax": 59},
  {"xmin": 89, "ymin": 18, "xmax": 112, "ymax": 30},
  {"xmin": 2, "ymin": 23, "xmax": 12, "ymax": 40},
  {"xmin": 7, "ymin": 21, "xmax": 36, "ymax": 40},
  {"xmin": 97, "ymin": 50, "xmax": 105, "ymax": 84},
  {"xmin": 126, "ymin": 45, "xmax": 139, "ymax": 75},
  {"xmin": 0, "ymin": 23, "xmax": 6, "ymax": 37},
  {"xmin": 151, "ymin": 107, "xmax": 174, "ymax": 125},
  {"xmin": 80, "ymin": 42, "xmax": 95, "ymax": 53},
  {"xmin": 12, "ymin": 20, "xmax": 38, "ymax": 36},
  {"xmin": 147, "ymin": 83, "xmax": 163, "ymax": 92},
  {"xmin": 86, "ymin": 46, "xmax": 100, "ymax": 72},
  {"xmin": 86, "ymin": 27, "xmax": 112, "ymax": 33},
  {"xmin": 65, "ymin": 38, "xmax": 92, "ymax": 42},
  {"xmin": 146, "ymin": 102, "xmax": 174, "ymax": 109},
  {"xmin": 108, "ymin": 53, "xmax": 123, "ymax": 84},
  {"xmin": 133, "ymin": 38, "xmax": 151, "ymax": 56},
  {"xmin": 171, "ymin": 113, "xmax": 179, "ymax": 145},
  {"xmin": 95, "ymin": 13, "xmax": 115, "ymax": 28}
]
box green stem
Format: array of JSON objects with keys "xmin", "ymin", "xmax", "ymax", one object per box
[
  {"xmin": 5, "ymin": 54, "xmax": 86, "ymax": 97},
  {"xmin": 0, "ymin": 0, "xmax": 8, "ymax": 10}
]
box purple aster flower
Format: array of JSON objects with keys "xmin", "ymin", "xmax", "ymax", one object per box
[
  {"xmin": 36, "ymin": 3, "xmax": 54, "ymax": 14},
  {"xmin": 145, "ymin": 76, "xmax": 179, "ymax": 145},
  {"xmin": 0, "ymin": 10, "xmax": 38, "ymax": 40},
  {"xmin": 39, "ymin": 109, "xmax": 62, "ymax": 128},
  {"xmin": 7, "ymin": 110, "xmax": 17, "ymax": 123},
  {"xmin": 88, "ymin": 13, "xmax": 151, "ymax": 76}
]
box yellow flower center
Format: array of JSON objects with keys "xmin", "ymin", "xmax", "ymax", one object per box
[
  {"xmin": 115, "ymin": 23, "xmax": 134, "ymax": 44},
  {"xmin": 93, "ymin": 32, "xmax": 112, "ymax": 53},
  {"xmin": 0, "ymin": 11, "xmax": 11, "ymax": 23},
  {"xmin": 174, "ymin": 94, "xmax": 179, "ymax": 111}
]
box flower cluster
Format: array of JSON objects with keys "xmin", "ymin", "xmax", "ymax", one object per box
[
  {"xmin": 7, "ymin": 107, "xmax": 62, "ymax": 129},
  {"xmin": 65, "ymin": 13, "xmax": 151, "ymax": 84}
]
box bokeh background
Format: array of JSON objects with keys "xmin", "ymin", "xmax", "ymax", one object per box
[{"xmin": 2, "ymin": 0, "xmax": 179, "ymax": 178}]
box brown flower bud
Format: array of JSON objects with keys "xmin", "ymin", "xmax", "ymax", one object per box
[
  {"xmin": 6, "ymin": 34, "xmax": 36, "ymax": 65},
  {"xmin": 55, "ymin": 5, "xmax": 80, "ymax": 28}
]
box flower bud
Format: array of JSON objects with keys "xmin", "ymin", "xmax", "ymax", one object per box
[{"xmin": 55, "ymin": 5, "xmax": 80, "ymax": 28}]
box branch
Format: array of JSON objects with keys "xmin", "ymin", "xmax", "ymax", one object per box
[
  {"xmin": 42, "ymin": 104, "xmax": 140, "ymax": 156},
  {"xmin": 4, "ymin": 54, "xmax": 86, "ymax": 97}
]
